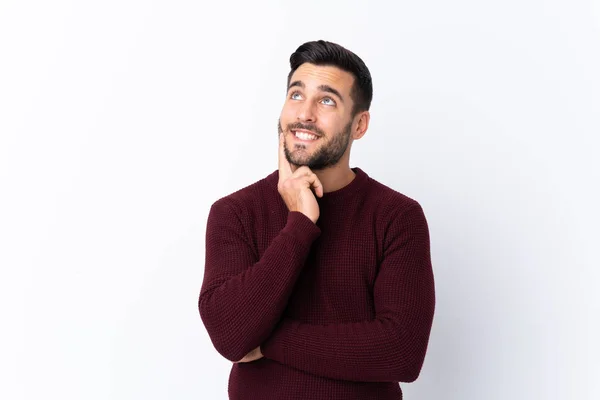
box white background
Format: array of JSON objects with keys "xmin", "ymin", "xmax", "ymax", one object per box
[{"xmin": 1, "ymin": 1, "xmax": 599, "ymax": 399}]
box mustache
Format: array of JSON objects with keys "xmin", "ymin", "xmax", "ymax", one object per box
[{"xmin": 284, "ymin": 122, "xmax": 325, "ymax": 137}]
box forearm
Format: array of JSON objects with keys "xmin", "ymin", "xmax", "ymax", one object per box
[
  {"xmin": 262, "ymin": 203, "xmax": 435, "ymax": 382},
  {"xmin": 199, "ymin": 208, "xmax": 319, "ymax": 362},
  {"xmin": 261, "ymin": 303, "xmax": 434, "ymax": 382}
]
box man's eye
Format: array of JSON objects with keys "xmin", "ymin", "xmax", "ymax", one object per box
[
  {"xmin": 290, "ymin": 92, "xmax": 302, "ymax": 100},
  {"xmin": 321, "ymin": 97, "xmax": 336, "ymax": 106}
]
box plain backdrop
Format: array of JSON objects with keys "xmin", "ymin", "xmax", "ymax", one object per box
[{"xmin": 1, "ymin": 1, "xmax": 599, "ymax": 399}]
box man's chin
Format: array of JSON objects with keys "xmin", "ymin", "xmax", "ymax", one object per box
[
  {"xmin": 287, "ymin": 151, "xmax": 335, "ymax": 171},
  {"xmin": 286, "ymin": 153, "xmax": 312, "ymax": 168},
  {"xmin": 290, "ymin": 160, "xmax": 331, "ymax": 171},
  {"xmin": 288, "ymin": 160, "xmax": 310, "ymax": 169}
]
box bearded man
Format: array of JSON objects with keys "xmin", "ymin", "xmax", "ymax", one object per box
[{"xmin": 199, "ymin": 40, "xmax": 436, "ymax": 400}]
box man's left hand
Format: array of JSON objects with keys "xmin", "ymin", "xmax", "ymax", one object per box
[{"xmin": 235, "ymin": 346, "xmax": 264, "ymax": 363}]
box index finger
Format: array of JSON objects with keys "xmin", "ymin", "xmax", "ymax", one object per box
[{"xmin": 278, "ymin": 131, "xmax": 292, "ymax": 180}]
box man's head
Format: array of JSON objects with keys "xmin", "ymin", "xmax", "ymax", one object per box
[{"xmin": 278, "ymin": 40, "xmax": 372, "ymax": 170}]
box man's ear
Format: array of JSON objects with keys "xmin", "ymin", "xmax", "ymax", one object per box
[{"xmin": 352, "ymin": 111, "xmax": 370, "ymax": 140}]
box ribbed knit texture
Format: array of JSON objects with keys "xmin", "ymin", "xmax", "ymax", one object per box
[{"xmin": 199, "ymin": 168, "xmax": 435, "ymax": 400}]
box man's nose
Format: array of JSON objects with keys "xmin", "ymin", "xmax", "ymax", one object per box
[{"xmin": 297, "ymin": 100, "xmax": 317, "ymax": 123}]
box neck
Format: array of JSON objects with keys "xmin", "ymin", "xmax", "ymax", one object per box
[{"xmin": 292, "ymin": 162, "xmax": 356, "ymax": 193}]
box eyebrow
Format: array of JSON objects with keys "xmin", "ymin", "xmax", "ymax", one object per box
[{"xmin": 288, "ymin": 80, "xmax": 345, "ymax": 103}]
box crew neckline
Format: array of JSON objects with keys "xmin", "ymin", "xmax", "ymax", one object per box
[{"xmin": 265, "ymin": 167, "xmax": 369, "ymax": 203}]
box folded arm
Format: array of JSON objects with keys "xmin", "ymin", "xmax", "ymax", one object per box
[
  {"xmin": 199, "ymin": 199, "xmax": 320, "ymax": 362},
  {"xmin": 261, "ymin": 203, "xmax": 435, "ymax": 382}
]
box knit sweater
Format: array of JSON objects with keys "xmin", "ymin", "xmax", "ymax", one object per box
[{"xmin": 199, "ymin": 167, "xmax": 435, "ymax": 400}]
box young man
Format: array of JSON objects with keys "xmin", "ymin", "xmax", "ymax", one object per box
[{"xmin": 199, "ymin": 40, "xmax": 435, "ymax": 400}]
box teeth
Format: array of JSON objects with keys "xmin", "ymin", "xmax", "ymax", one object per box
[{"xmin": 294, "ymin": 131, "xmax": 318, "ymax": 141}]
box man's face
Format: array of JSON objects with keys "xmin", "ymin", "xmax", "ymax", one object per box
[{"xmin": 278, "ymin": 63, "xmax": 356, "ymax": 170}]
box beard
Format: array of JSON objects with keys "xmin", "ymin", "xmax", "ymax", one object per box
[{"xmin": 277, "ymin": 119, "xmax": 353, "ymax": 170}]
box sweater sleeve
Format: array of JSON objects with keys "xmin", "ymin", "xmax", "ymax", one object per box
[
  {"xmin": 261, "ymin": 203, "xmax": 435, "ymax": 382},
  {"xmin": 199, "ymin": 199, "xmax": 321, "ymax": 362}
]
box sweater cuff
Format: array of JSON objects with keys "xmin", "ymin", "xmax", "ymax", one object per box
[{"xmin": 280, "ymin": 211, "xmax": 321, "ymax": 247}]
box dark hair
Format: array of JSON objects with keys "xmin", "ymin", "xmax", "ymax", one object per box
[{"xmin": 287, "ymin": 40, "xmax": 373, "ymax": 117}]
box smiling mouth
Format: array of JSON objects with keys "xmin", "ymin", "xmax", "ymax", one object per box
[{"xmin": 292, "ymin": 130, "xmax": 319, "ymax": 141}]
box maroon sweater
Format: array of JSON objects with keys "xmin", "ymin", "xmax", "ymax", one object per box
[{"xmin": 199, "ymin": 168, "xmax": 435, "ymax": 400}]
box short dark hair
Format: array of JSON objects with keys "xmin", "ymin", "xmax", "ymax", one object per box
[{"xmin": 287, "ymin": 40, "xmax": 373, "ymax": 116}]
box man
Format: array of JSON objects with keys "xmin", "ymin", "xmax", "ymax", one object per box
[{"xmin": 199, "ymin": 40, "xmax": 435, "ymax": 400}]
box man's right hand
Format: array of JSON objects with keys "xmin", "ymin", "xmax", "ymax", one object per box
[{"xmin": 277, "ymin": 132, "xmax": 323, "ymax": 224}]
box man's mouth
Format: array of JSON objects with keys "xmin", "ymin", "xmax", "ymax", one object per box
[{"xmin": 292, "ymin": 130, "xmax": 319, "ymax": 141}]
